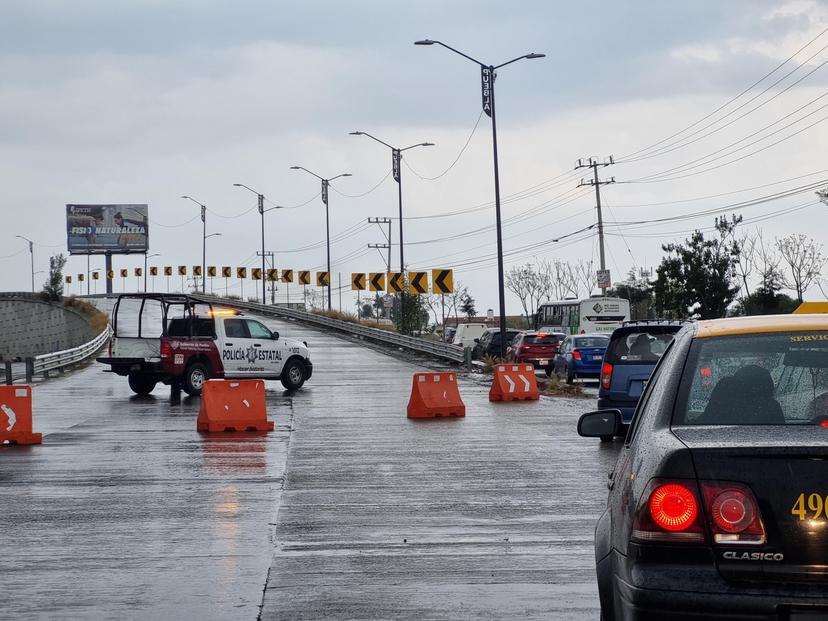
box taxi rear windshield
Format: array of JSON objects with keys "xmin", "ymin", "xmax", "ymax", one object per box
[{"xmin": 674, "ymin": 332, "xmax": 828, "ymax": 426}]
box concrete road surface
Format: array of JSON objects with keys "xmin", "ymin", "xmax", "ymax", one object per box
[{"xmin": 0, "ymin": 312, "xmax": 620, "ymax": 620}]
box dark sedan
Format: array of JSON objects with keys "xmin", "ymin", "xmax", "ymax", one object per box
[
  {"xmin": 579, "ymin": 314, "xmax": 828, "ymax": 619},
  {"xmin": 471, "ymin": 328, "xmax": 520, "ymax": 360}
]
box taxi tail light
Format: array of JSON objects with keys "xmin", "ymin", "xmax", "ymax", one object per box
[
  {"xmin": 160, "ymin": 340, "xmax": 172, "ymax": 360},
  {"xmin": 700, "ymin": 482, "xmax": 766, "ymax": 545},
  {"xmin": 632, "ymin": 479, "xmax": 705, "ymax": 544},
  {"xmin": 601, "ymin": 362, "xmax": 613, "ymax": 390},
  {"xmin": 572, "ymin": 350, "xmax": 582, "ymax": 361}
]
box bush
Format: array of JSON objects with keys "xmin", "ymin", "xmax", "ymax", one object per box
[
  {"xmin": 481, "ymin": 354, "xmax": 502, "ymax": 373},
  {"xmin": 540, "ymin": 374, "xmax": 586, "ymax": 398},
  {"xmin": 63, "ymin": 296, "xmax": 110, "ymax": 335}
]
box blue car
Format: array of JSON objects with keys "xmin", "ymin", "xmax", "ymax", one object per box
[
  {"xmin": 553, "ymin": 334, "xmax": 609, "ymax": 384},
  {"xmin": 597, "ymin": 321, "xmax": 684, "ymax": 425}
]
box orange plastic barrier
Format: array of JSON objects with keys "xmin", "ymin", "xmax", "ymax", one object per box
[
  {"xmin": 407, "ymin": 372, "xmax": 466, "ymax": 418},
  {"xmin": 489, "ymin": 364, "xmax": 540, "ymax": 402},
  {"xmin": 197, "ymin": 379, "xmax": 274, "ymax": 432},
  {"xmin": 0, "ymin": 385, "xmax": 42, "ymax": 445}
]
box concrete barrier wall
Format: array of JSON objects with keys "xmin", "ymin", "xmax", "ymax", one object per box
[{"xmin": 0, "ymin": 294, "xmax": 94, "ymax": 359}]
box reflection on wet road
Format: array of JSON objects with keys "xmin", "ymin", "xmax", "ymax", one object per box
[{"xmin": 1, "ymin": 312, "xmax": 621, "ymax": 619}]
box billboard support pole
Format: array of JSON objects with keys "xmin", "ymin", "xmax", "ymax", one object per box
[
  {"xmin": 105, "ymin": 253, "xmax": 113, "ymax": 296},
  {"xmin": 86, "ymin": 254, "xmax": 90, "ymax": 296}
]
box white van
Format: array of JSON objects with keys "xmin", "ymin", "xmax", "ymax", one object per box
[{"xmin": 452, "ymin": 323, "xmax": 489, "ymax": 349}]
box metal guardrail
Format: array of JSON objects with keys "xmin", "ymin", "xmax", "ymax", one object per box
[
  {"xmin": 192, "ymin": 294, "xmax": 467, "ymax": 364},
  {"xmin": 29, "ymin": 325, "xmax": 113, "ymax": 378}
]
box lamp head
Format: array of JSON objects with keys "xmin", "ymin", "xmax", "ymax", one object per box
[
  {"xmin": 526, "ymin": 53, "xmax": 545, "ymax": 59},
  {"xmin": 414, "ymin": 39, "xmax": 435, "ymax": 45},
  {"xmin": 349, "ymin": 131, "xmax": 363, "ymax": 136},
  {"xmin": 232, "ymin": 183, "xmax": 242, "ymax": 187},
  {"xmin": 289, "ymin": 166, "xmax": 300, "ymax": 170},
  {"xmin": 422, "ymin": 142, "xmax": 435, "ymax": 147}
]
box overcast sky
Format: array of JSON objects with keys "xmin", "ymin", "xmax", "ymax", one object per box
[{"xmin": 2, "ymin": 0, "xmax": 827, "ymax": 313}]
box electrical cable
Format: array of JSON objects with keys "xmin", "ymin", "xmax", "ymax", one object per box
[
  {"xmin": 403, "ymin": 111, "xmax": 485, "ymax": 181},
  {"xmin": 330, "ymin": 171, "xmax": 392, "ymax": 198}
]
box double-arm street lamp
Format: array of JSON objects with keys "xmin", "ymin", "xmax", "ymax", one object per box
[
  {"xmin": 414, "ymin": 39, "xmax": 545, "ymax": 357},
  {"xmin": 233, "ymin": 184, "xmax": 284, "ymax": 304},
  {"xmin": 289, "ymin": 167, "xmax": 351, "ymax": 311},
  {"xmin": 15, "ymin": 235, "xmax": 34, "ymax": 292},
  {"xmin": 180, "ymin": 195, "xmax": 210, "ymax": 293},
  {"xmin": 349, "ymin": 131, "xmax": 434, "ymax": 333}
]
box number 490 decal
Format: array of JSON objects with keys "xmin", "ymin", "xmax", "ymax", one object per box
[{"xmin": 791, "ymin": 493, "xmax": 827, "ymax": 520}]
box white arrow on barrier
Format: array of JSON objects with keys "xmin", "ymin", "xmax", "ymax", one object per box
[
  {"xmin": 1, "ymin": 404, "xmax": 17, "ymax": 431},
  {"xmin": 519, "ymin": 375, "xmax": 530, "ymax": 392},
  {"xmin": 504, "ymin": 375, "xmax": 516, "ymax": 393}
]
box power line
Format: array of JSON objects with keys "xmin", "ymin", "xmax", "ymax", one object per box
[
  {"xmin": 329, "ymin": 170, "xmax": 392, "ymax": 198},
  {"xmin": 618, "ymin": 24, "xmax": 828, "ymax": 161},
  {"xmin": 403, "ymin": 110, "xmax": 485, "ymax": 181}
]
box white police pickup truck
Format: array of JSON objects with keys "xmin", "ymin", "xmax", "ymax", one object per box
[{"xmin": 97, "ymin": 293, "xmax": 312, "ymax": 396}]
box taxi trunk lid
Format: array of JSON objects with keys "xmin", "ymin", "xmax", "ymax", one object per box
[{"xmin": 674, "ymin": 425, "xmax": 828, "ymax": 583}]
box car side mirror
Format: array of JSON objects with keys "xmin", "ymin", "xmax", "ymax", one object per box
[
  {"xmin": 577, "ymin": 409, "xmax": 622, "ymax": 438},
  {"xmin": 473, "ymin": 338, "xmax": 480, "ymax": 343},
  {"xmin": 272, "ymin": 331, "xmax": 280, "ymax": 340}
]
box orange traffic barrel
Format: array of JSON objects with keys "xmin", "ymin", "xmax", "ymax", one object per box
[
  {"xmin": 489, "ymin": 364, "xmax": 540, "ymax": 402},
  {"xmin": 197, "ymin": 379, "xmax": 274, "ymax": 432},
  {"xmin": 407, "ymin": 372, "xmax": 466, "ymax": 418},
  {"xmin": 0, "ymin": 385, "xmax": 42, "ymax": 445}
]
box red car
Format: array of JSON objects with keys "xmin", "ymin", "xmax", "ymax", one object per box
[{"xmin": 507, "ymin": 331, "xmax": 566, "ymax": 375}]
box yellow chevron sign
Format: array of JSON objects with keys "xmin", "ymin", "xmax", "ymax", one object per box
[
  {"xmin": 207, "ymin": 266, "xmax": 216, "ymax": 277},
  {"xmin": 107, "ymin": 270, "xmax": 115, "ymax": 280},
  {"xmin": 266, "ymin": 268, "xmax": 278, "ymax": 282},
  {"xmin": 369, "ymin": 272, "xmax": 385, "ymax": 292},
  {"xmin": 237, "ymin": 267, "xmax": 247, "ymax": 279},
  {"xmin": 120, "ymin": 269, "xmax": 128, "ymax": 278},
  {"xmin": 282, "ymin": 269, "xmax": 293, "ymax": 283},
  {"xmin": 387, "ymin": 272, "xmax": 404, "ymax": 293},
  {"xmin": 298, "ymin": 270, "xmax": 311, "ymax": 285},
  {"xmin": 317, "ymin": 271, "xmax": 329, "ymax": 286},
  {"xmin": 149, "ymin": 267, "xmax": 158, "ymax": 276},
  {"xmin": 222, "ymin": 266, "xmax": 232, "ymax": 278},
  {"xmin": 178, "ymin": 266, "xmax": 187, "ymax": 276},
  {"xmin": 134, "ymin": 267, "xmax": 143, "ymax": 277},
  {"xmin": 251, "ymin": 268, "xmax": 263, "ymax": 281},
  {"xmin": 164, "ymin": 266, "xmax": 172, "ymax": 276},
  {"xmin": 193, "ymin": 266, "xmax": 202, "ymax": 277},
  {"xmin": 409, "ymin": 271, "xmax": 428, "ymax": 294},
  {"xmin": 351, "ymin": 273, "xmax": 366, "ymax": 291},
  {"xmin": 92, "ymin": 272, "xmax": 100, "ymax": 280},
  {"xmin": 78, "ymin": 273, "xmax": 84, "ymax": 282},
  {"xmin": 432, "ymin": 269, "xmax": 453, "ymax": 294}
]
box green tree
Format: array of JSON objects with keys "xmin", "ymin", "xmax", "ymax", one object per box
[
  {"xmin": 41, "ymin": 254, "xmax": 67, "ymax": 301},
  {"xmin": 654, "ymin": 216, "xmax": 741, "ymax": 319},
  {"xmin": 608, "ymin": 269, "xmax": 654, "ymax": 320},
  {"xmin": 460, "ymin": 291, "xmax": 476, "ymax": 321},
  {"xmin": 732, "ymin": 264, "xmax": 798, "ymax": 315}
]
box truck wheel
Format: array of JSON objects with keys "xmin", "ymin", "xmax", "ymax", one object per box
[
  {"xmin": 183, "ymin": 362, "xmax": 209, "ymax": 397},
  {"xmin": 128, "ymin": 373, "xmax": 156, "ymax": 396},
  {"xmin": 280, "ymin": 359, "xmax": 306, "ymax": 391}
]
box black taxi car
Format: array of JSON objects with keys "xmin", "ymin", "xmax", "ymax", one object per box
[{"xmin": 579, "ymin": 315, "xmax": 828, "ymax": 619}]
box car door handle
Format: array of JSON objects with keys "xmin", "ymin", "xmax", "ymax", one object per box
[
  {"xmin": 225, "ymin": 342, "xmax": 234, "ymax": 347},
  {"xmin": 253, "ymin": 343, "xmax": 261, "ymax": 347}
]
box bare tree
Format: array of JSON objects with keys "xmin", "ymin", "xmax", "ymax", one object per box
[
  {"xmin": 733, "ymin": 231, "xmax": 758, "ymax": 300},
  {"xmin": 776, "ymin": 234, "xmax": 827, "ymax": 302},
  {"xmin": 506, "ymin": 264, "xmax": 547, "ymax": 327},
  {"xmin": 574, "ymin": 258, "xmax": 596, "ymax": 297},
  {"xmin": 445, "ymin": 283, "xmax": 467, "ymax": 326},
  {"xmin": 422, "ymin": 293, "xmax": 444, "ymax": 328}
]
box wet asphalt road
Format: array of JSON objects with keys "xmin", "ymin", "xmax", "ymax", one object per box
[{"xmin": 1, "ymin": 312, "xmax": 621, "ymax": 620}]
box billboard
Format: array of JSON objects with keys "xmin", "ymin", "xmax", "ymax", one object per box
[{"xmin": 66, "ymin": 204, "xmax": 149, "ymax": 254}]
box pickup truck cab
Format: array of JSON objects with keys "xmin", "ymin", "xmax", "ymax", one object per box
[{"xmin": 97, "ymin": 293, "xmax": 312, "ymax": 396}]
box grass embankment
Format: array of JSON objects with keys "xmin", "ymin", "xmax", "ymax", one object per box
[{"xmin": 63, "ymin": 296, "xmax": 110, "ymax": 335}]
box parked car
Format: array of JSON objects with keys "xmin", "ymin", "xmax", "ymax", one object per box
[
  {"xmin": 471, "ymin": 328, "xmax": 521, "ymax": 360},
  {"xmin": 453, "ymin": 323, "xmax": 489, "ymax": 349},
  {"xmin": 598, "ymin": 321, "xmax": 685, "ymax": 425},
  {"xmin": 578, "ymin": 314, "xmax": 828, "ymax": 619},
  {"xmin": 507, "ymin": 331, "xmax": 566, "ymax": 374},
  {"xmin": 552, "ymin": 334, "xmax": 609, "ymax": 383}
]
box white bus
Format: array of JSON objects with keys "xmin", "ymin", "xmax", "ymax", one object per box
[{"xmin": 536, "ymin": 297, "xmax": 630, "ymax": 335}]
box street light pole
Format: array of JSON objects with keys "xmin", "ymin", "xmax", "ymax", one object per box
[
  {"xmin": 349, "ymin": 132, "xmax": 433, "ymax": 334},
  {"xmin": 15, "ymin": 235, "xmax": 34, "ymax": 292},
  {"xmin": 290, "ymin": 167, "xmax": 352, "ymax": 311},
  {"xmin": 233, "ymin": 184, "xmax": 285, "ymax": 304},
  {"xmin": 181, "ymin": 196, "xmax": 209, "ymax": 293},
  {"xmin": 414, "ymin": 39, "xmax": 545, "ymax": 357}
]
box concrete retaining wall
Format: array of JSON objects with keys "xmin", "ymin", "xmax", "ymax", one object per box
[{"xmin": 0, "ymin": 293, "xmax": 94, "ymax": 359}]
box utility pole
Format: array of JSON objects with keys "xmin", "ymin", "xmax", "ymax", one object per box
[
  {"xmin": 576, "ymin": 156, "xmax": 615, "ymax": 295},
  {"xmin": 257, "ymin": 251, "xmax": 275, "ymax": 304},
  {"xmin": 367, "ymin": 217, "xmax": 392, "ymax": 272}
]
